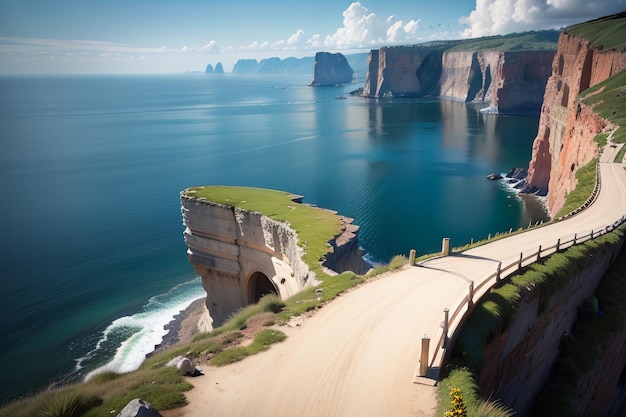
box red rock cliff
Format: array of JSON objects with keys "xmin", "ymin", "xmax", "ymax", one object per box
[
  {"xmin": 363, "ymin": 45, "xmax": 553, "ymax": 114},
  {"xmin": 526, "ymin": 31, "xmax": 626, "ymax": 216}
]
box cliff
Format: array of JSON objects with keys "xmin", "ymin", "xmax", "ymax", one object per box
[
  {"xmin": 525, "ymin": 13, "xmax": 626, "ymax": 216},
  {"xmin": 363, "ymin": 45, "xmax": 554, "ymax": 114},
  {"xmin": 180, "ymin": 187, "xmax": 369, "ymax": 327},
  {"xmin": 310, "ymin": 52, "xmax": 354, "ymax": 86}
]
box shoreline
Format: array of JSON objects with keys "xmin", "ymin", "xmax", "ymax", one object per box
[{"xmin": 147, "ymin": 297, "xmax": 208, "ymax": 358}]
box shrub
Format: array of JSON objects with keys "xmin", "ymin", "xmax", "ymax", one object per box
[{"xmin": 40, "ymin": 391, "xmax": 102, "ymax": 417}]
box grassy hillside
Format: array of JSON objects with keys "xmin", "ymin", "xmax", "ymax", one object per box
[
  {"xmin": 580, "ymin": 68, "xmax": 626, "ymax": 144},
  {"xmin": 384, "ymin": 30, "xmax": 559, "ymax": 52},
  {"xmin": 566, "ymin": 12, "xmax": 626, "ymax": 50}
]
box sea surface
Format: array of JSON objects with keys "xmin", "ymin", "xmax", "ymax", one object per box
[{"xmin": 0, "ymin": 73, "xmax": 548, "ymax": 402}]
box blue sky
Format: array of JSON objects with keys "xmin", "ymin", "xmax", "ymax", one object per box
[{"xmin": 1, "ymin": 0, "xmax": 624, "ymax": 74}]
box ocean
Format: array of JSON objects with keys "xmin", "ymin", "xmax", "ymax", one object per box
[{"xmin": 0, "ymin": 73, "xmax": 547, "ymax": 402}]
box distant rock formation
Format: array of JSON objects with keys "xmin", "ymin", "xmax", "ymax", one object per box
[
  {"xmin": 232, "ymin": 57, "xmax": 315, "ymax": 74},
  {"xmin": 214, "ymin": 62, "xmax": 224, "ymax": 74},
  {"xmin": 363, "ymin": 45, "xmax": 554, "ymax": 114},
  {"xmin": 205, "ymin": 64, "xmax": 214, "ymax": 74},
  {"xmin": 233, "ymin": 59, "xmax": 259, "ymax": 73},
  {"xmin": 311, "ymin": 52, "xmax": 354, "ymax": 86}
]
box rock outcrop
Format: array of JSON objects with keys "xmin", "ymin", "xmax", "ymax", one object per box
[
  {"xmin": 310, "ymin": 52, "xmax": 354, "ymax": 86},
  {"xmin": 204, "ymin": 64, "xmax": 214, "ymax": 74},
  {"xmin": 116, "ymin": 399, "xmax": 162, "ymax": 417},
  {"xmin": 525, "ymin": 16, "xmax": 626, "ymax": 215},
  {"xmin": 181, "ymin": 190, "xmax": 368, "ymax": 327},
  {"xmin": 214, "ymin": 62, "xmax": 224, "ymax": 74},
  {"xmin": 363, "ymin": 45, "xmax": 554, "ymax": 114}
]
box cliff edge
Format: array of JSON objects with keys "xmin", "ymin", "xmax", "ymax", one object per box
[
  {"xmin": 525, "ymin": 13, "xmax": 626, "ymax": 216},
  {"xmin": 362, "ymin": 31, "xmax": 559, "ymax": 114}
]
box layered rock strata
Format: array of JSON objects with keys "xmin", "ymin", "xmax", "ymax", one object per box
[
  {"xmin": 181, "ymin": 191, "xmax": 367, "ymax": 327},
  {"xmin": 310, "ymin": 52, "xmax": 354, "ymax": 86},
  {"xmin": 362, "ymin": 46, "xmax": 554, "ymax": 114},
  {"xmin": 525, "ymin": 31, "xmax": 626, "ymax": 215}
]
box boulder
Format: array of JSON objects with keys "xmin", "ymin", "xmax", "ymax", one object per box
[
  {"xmin": 166, "ymin": 355, "xmax": 199, "ymax": 376},
  {"xmin": 117, "ymin": 398, "xmax": 162, "ymax": 417}
]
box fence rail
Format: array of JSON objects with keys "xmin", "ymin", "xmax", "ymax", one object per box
[{"xmin": 426, "ymin": 160, "xmax": 624, "ymax": 372}]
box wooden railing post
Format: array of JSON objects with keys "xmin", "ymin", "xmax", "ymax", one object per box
[
  {"xmin": 518, "ymin": 252, "xmax": 523, "ymax": 269},
  {"xmin": 442, "ymin": 308, "xmax": 449, "ymax": 349},
  {"xmin": 409, "ymin": 249, "xmax": 416, "ymax": 266},
  {"xmin": 574, "ymin": 233, "xmax": 577, "ymax": 244},
  {"xmin": 496, "ymin": 262, "xmax": 502, "ymax": 282},
  {"xmin": 537, "ymin": 245, "xmax": 542, "ymax": 261},
  {"xmin": 468, "ymin": 281, "xmax": 474, "ymax": 309},
  {"xmin": 419, "ymin": 336, "xmax": 430, "ymax": 376},
  {"xmin": 556, "ymin": 238, "xmax": 560, "ymax": 252}
]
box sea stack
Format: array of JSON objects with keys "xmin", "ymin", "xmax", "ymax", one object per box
[{"xmin": 311, "ymin": 52, "xmax": 354, "ymax": 86}]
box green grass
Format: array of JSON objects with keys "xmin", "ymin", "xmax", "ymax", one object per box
[
  {"xmin": 580, "ymin": 68, "xmax": 626, "ymax": 145},
  {"xmin": 211, "ymin": 329, "xmax": 287, "ymax": 366},
  {"xmin": 447, "ymin": 30, "xmax": 559, "ymax": 52},
  {"xmin": 437, "ymin": 369, "xmax": 513, "ymax": 417},
  {"xmin": 183, "ymin": 186, "xmax": 344, "ymax": 274},
  {"xmin": 554, "ymin": 159, "xmax": 597, "ymax": 219},
  {"xmin": 566, "ymin": 12, "xmax": 626, "ymax": 51}
]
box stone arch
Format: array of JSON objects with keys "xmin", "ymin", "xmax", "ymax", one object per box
[{"xmin": 247, "ymin": 271, "xmax": 278, "ymax": 304}]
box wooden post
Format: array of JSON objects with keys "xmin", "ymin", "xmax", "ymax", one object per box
[
  {"xmin": 409, "ymin": 249, "xmax": 416, "ymax": 266},
  {"xmin": 442, "ymin": 238, "xmax": 450, "ymax": 256},
  {"xmin": 574, "ymin": 233, "xmax": 577, "ymax": 244},
  {"xmin": 419, "ymin": 336, "xmax": 430, "ymax": 376},
  {"xmin": 537, "ymin": 245, "xmax": 542, "ymax": 261},
  {"xmin": 591, "ymin": 229, "xmax": 594, "ymax": 239},
  {"xmin": 518, "ymin": 252, "xmax": 523, "ymax": 269},
  {"xmin": 496, "ymin": 261, "xmax": 502, "ymax": 282},
  {"xmin": 468, "ymin": 281, "xmax": 474, "ymax": 308},
  {"xmin": 442, "ymin": 308, "xmax": 449, "ymax": 349},
  {"xmin": 556, "ymin": 238, "xmax": 560, "ymax": 252}
]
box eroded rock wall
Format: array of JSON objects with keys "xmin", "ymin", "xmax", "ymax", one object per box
[
  {"xmin": 480, "ymin": 239, "xmax": 625, "ymax": 416},
  {"xmin": 181, "ymin": 192, "xmax": 367, "ymax": 327},
  {"xmin": 526, "ymin": 32, "xmax": 626, "ymax": 215},
  {"xmin": 362, "ymin": 46, "xmax": 553, "ymax": 114}
]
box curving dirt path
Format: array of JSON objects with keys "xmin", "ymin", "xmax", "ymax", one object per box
[{"xmin": 174, "ymin": 153, "xmax": 626, "ymax": 417}]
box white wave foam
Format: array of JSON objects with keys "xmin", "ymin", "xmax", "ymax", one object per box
[{"xmin": 81, "ymin": 277, "xmax": 205, "ymax": 380}]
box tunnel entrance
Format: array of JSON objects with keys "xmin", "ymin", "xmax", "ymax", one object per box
[{"xmin": 248, "ymin": 271, "xmax": 278, "ymax": 304}]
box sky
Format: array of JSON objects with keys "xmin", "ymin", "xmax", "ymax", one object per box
[{"xmin": 0, "ymin": 0, "xmax": 624, "ymax": 74}]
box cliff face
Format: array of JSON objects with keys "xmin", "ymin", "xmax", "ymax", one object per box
[
  {"xmin": 310, "ymin": 52, "xmax": 353, "ymax": 86},
  {"xmin": 362, "ymin": 46, "xmax": 554, "ymax": 114},
  {"xmin": 181, "ymin": 192, "xmax": 368, "ymax": 327},
  {"xmin": 526, "ymin": 32, "xmax": 626, "ymax": 215}
]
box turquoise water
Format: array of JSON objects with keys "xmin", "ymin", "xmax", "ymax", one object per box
[{"xmin": 0, "ymin": 74, "xmax": 546, "ymax": 401}]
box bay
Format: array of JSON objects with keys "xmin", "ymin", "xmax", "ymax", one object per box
[{"xmin": 0, "ymin": 73, "xmax": 547, "ymax": 402}]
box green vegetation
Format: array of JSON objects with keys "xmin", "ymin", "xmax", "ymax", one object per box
[
  {"xmin": 437, "ymin": 369, "xmax": 512, "ymax": 417},
  {"xmin": 554, "ymin": 159, "xmax": 597, "ymax": 219},
  {"xmin": 184, "ymin": 186, "xmax": 344, "ymax": 275},
  {"xmin": 443, "ymin": 223, "xmax": 626, "ymax": 416},
  {"xmin": 566, "ymin": 12, "xmax": 626, "ymax": 50},
  {"xmin": 0, "ymin": 365, "xmax": 193, "ymax": 417},
  {"xmin": 448, "ymin": 30, "xmax": 559, "ymax": 52},
  {"xmin": 211, "ymin": 329, "xmax": 287, "ymax": 366},
  {"xmin": 580, "ymin": 68, "xmax": 626, "ymax": 145}
]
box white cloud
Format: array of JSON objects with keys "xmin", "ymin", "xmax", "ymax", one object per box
[
  {"xmin": 322, "ymin": 2, "xmax": 423, "ymax": 49},
  {"xmin": 460, "ymin": 0, "xmax": 626, "ymax": 38}
]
